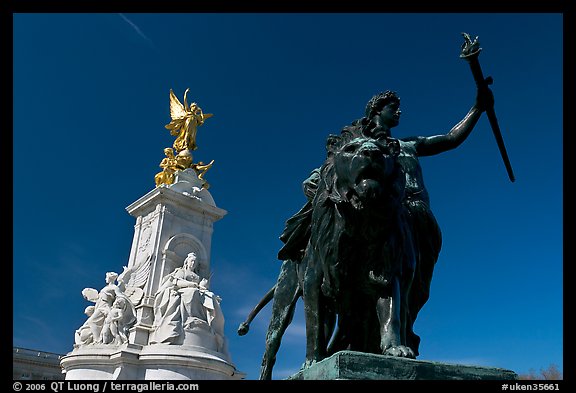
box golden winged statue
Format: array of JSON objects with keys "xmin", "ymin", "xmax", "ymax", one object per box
[
  {"xmin": 165, "ymin": 88, "xmax": 213, "ymax": 153},
  {"xmin": 155, "ymin": 89, "xmax": 215, "ymax": 189}
]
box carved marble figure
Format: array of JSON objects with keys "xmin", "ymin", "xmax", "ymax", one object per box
[{"xmin": 150, "ymin": 252, "xmax": 227, "ymax": 354}]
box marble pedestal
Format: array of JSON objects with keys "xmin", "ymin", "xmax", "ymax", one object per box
[
  {"xmin": 61, "ymin": 344, "xmax": 244, "ymax": 380},
  {"xmin": 288, "ymin": 351, "xmax": 518, "ymax": 380}
]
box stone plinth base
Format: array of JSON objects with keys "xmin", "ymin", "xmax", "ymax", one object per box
[
  {"xmin": 288, "ymin": 351, "xmax": 517, "ymax": 380},
  {"xmin": 61, "ymin": 343, "xmax": 245, "ymax": 380}
]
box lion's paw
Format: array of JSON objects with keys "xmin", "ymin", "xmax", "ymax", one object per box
[
  {"xmin": 383, "ymin": 345, "xmax": 415, "ymax": 359},
  {"xmin": 301, "ymin": 358, "xmax": 318, "ymax": 370}
]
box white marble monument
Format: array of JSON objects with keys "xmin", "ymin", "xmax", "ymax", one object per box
[{"xmin": 61, "ymin": 169, "xmax": 244, "ymax": 380}]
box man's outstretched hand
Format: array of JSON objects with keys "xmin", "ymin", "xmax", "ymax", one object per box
[{"xmin": 475, "ymin": 85, "xmax": 494, "ymax": 112}]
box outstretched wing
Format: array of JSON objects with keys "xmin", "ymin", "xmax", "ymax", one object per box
[
  {"xmin": 168, "ymin": 89, "xmax": 188, "ymax": 120},
  {"xmin": 117, "ymin": 254, "xmax": 151, "ymax": 307},
  {"xmin": 129, "ymin": 254, "xmax": 152, "ymax": 289},
  {"xmin": 118, "ymin": 253, "xmax": 152, "ymax": 290},
  {"xmin": 82, "ymin": 288, "xmax": 99, "ymax": 303}
]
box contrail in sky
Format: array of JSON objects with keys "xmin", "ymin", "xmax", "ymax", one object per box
[{"xmin": 118, "ymin": 13, "xmax": 157, "ymax": 50}]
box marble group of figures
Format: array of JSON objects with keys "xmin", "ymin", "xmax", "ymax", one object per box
[{"xmin": 74, "ymin": 252, "xmax": 226, "ymax": 353}]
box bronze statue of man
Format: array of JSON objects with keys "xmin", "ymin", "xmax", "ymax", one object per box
[
  {"xmin": 347, "ymin": 86, "xmax": 493, "ymax": 353},
  {"xmin": 279, "ymin": 85, "xmax": 494, "ymax": 355},
  {"xmin": 240, "ymin": 85, "xmax": 494, "ymax": 379}
]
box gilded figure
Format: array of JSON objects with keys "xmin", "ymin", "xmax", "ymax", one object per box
[
  {"xmin": 154, "ymin": 148, "xmax": 179, "ymax": 187},
  {"xmin": 165, "ymin": 88, "xmax": 213, "ymax": 153},
  {"xmin": 192, "ymin": 159, "xmax": 215, "ymax": 190}
]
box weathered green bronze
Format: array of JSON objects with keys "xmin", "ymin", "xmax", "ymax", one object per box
[
  {"xmin": 288, "ymin": 351, "xmax": 518, "ymax": 380},
  {"xmin": 460, "ymin": 32, "xmax": 515, "ymax": 182},
  {"xmin": 240, "ymin": 34, "xmax": 502, "ymax": 380}
]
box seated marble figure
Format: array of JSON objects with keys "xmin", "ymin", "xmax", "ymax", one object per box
[{"xmin": 150, "ymin": 252, "xmax": 228, "ymax": 356}]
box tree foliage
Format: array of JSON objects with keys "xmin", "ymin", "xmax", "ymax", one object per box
[{"xmin": 518, "ymin": 364, "xmax": 562, "ymax": 380}]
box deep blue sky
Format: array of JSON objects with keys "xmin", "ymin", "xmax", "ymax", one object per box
[{"xmin": 13, "ymin": 13, "xmax": 563, "ymax": 379}]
